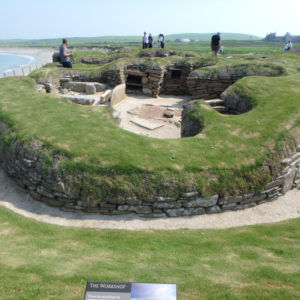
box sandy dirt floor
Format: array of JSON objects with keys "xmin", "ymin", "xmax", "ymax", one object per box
[
  {"xmin": 0, "ymin": 47, "xmax": 54, "ymax": 76},
  {"xmin": 113, "ymin": 95, "xmax": 190, "ymax": 139},
  {"xmin": 0, "ymin": 168, "xmax": 299, "ymax": 230}
]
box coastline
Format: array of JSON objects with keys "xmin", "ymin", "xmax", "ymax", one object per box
[{"xmin": 0, "ymin": 47, "xmax": 54, "ymax": 76}]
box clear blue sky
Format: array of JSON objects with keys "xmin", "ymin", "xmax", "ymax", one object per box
[{"xmin": 0, "ymin": 0, "xmax": 299, "ymax": 39}]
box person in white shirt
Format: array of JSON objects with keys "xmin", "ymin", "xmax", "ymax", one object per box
[
  {"xmin": 284, "ymin": 41, "xmax": 293, "ymax": 51},
  {"xmin": 158, "ymin": 34, "xmax": 165, "ymax": 49},
  {"xmin": 142, "ymin": 32, "xmax": 148, "ymax": 49}
]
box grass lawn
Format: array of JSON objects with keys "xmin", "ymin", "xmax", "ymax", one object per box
[{"xmin": 0, "ymin": 206, "xmax": 299, "ymax": 299}]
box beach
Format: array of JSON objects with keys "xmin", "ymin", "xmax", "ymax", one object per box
[{"xmin": 0, "ymin": 47, "xmax": 54, "ymax": 76}]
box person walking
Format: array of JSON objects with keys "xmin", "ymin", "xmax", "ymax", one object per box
[
  {"xmin": 60, "ymin": 38, "xmax": 73, "ymax": 68},
  {"xmin": 211, "ymin": 32, "xmax": 221, "ymax": 57},
  {"xmin": 142, "ymin": 32, "xmax": 148, "ymax": 49},
  {"xmin": 148, "ymin": 33, "xmax": 153, "ymax": 48}
]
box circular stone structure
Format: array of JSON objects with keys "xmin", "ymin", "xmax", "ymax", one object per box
[{"xmin": 0, "ymin": 50, "xmax": 299, "ymax": 218}]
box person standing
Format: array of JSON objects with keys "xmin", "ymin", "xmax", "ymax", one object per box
[
  {"xmin": 148, "ymin": 33, "xmax": 153, "ymax": 48},
  {"xmin": 142, "ymin": 32, "xmax": 148, "ymax": 49},
  {"xmin": 158, "ymin": 35, "xmax": 162, "ymax": 48},
  {"xmin": 219, "ymin": 44, "xmax": 224, "ymax": 55},
  {"xmin": 211, "ymin": 32, "xmax": 221, "ymax": 57},
  {"xmin": 158, "ymin": 34, "xmax": 165, "ymax": 49},
  {"xmin": 60, "ymin": 38, "xmax": 73, "ymax": 68}
]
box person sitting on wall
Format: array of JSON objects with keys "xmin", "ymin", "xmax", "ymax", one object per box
[
  {"xmin": 284, "ymin": 41, "xmax": 293, "ymax": 51},
  {"xmin": 211, "ymin": 32, "xmax": 221, "ymax": 57},
  {"xmin": 287, "ymin": 41, "xmax": 293, "ymax": 51},
  {"xmin": 284, "ymin": 42, "xmax": 289, "ymax": 51},
  {"xmin": 60, "ymin": 38, "xmax": 73, "ymax": 68},
  {"xmin": 142, "ymin": 32, "xmax": 148, "ymax": 49}
]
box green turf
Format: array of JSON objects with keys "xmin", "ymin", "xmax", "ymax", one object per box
[{"xmin": 0, "ymin": 206, "xmax": 299, "ymax": 299}]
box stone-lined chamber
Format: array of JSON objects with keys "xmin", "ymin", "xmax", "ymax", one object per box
[
  {"xmin": 36, "ymin": 61, "xmax": 286, "ymax": 138},
  {"xmin": 41, "ymin": 60, "xmax": 285, "ymax": 104},
  {"xmin": 1, "ymin": 120, "xmax": 299, "ymax": 218}
]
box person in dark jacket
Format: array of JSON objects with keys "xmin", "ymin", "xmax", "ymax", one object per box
[
  {"xmin": 148, "ymin": 33, "xmax": 153, "ymax": 48},
  {"xmin": 211, "ymin": 32, "xmax": 221, "ymax": 57}
]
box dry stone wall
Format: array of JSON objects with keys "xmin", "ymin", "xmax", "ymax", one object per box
[
  {"xmin": 125, "ymin": 65, "xmax": 164, "ymax": 97},
  {"xmin": 0, "ymin": 120, "xmax": 299, "ymax": 218},
  {"xmin": 162, "ymin": 63, "xmax": 194, "ymax": 95},
  {"xmin": 187, "ymin": 65, "xmax": 285, "ymax": 100}
]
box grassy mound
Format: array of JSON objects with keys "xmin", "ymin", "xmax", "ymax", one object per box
[{"xmin": 0, "ymin": 51, "xmax": 300, "ymax": 201}]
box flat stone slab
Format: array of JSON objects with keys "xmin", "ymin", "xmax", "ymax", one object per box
[
  {"xmin": 205, "ymin": 99, "xmax": 225, "ymax": 106},
  {"xmin": 62, "ymin": 95, "xmax": 95, "ymax": 105},
  {"xmin": 130, "ymin": 117, "xmax": 164, "ymax": 130},
  {"xmin": 214, "ymin": 106, "xmax": 229, "ymax": 113}
]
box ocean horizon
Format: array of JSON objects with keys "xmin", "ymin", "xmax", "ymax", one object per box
[{"xmin": 0, "ymin": 53, "xmax": 36, "ymax": 75}]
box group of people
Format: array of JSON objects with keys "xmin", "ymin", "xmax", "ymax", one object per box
[
  {"xmin": 142, "ymin": 32, "xmax": 165, "ymax": 49},
  {"xmin": 61, "ymin": 32, "xmax": 294, "ymax": 70},
  {"xmin": 284, "ymin": 41, "xmax": 293, "ymax": 51}
]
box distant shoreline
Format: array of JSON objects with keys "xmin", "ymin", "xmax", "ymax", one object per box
[{"xmin": 0, "ymin": 47, "xmax": 54, "ymax": 76}]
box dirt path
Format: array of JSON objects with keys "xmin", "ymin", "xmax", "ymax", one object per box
[{"xmin": 0, "ymin": 168, "xmax": 299, "ymax": 230}]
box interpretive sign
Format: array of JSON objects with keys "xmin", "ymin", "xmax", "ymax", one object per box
[{"xmin": 84, "ymin": 281, "xmax": 177, "ymax": 300}]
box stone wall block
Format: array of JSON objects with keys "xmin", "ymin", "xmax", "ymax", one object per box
[
  {"xmin": 137, "ymin": 206, "xmax": 152, "ymax": 214},
  {"xmin": 282, "ymin": 166, "xmax": 296, "ymax": 194},
  {"xmin": 183, "ymin": 191, "xmax": 198, "ymax": 198},
  {"xmin": 37, "ymin": 185, "xmax": 55, "ymax": 199},
  {"xmin": 206, "ymin": 205, "xmax": 221, "ymax": 214},
  {"xmin": 184, "ymin": 195, "xmax": 218, "ymax": 208},
  {"xmin": 166, "ymin": 208, "xmax": 185, "ymax": 217},
  {"xmin": 183, "ymin": 208, "xmax": 206, "ymax": 216},
  {"xmin": 265, "ymin": 178, "xmax": 284, "ymax": 190},
  {"xmin": 218, "ymin": 195, "xmax": 242, "ymax": 205},
  {"xmin": 117, "ymin": 205, "xmax": 137, "ymax": 212},
  {"xmin": 154, "ymin": 202, "xmax": 182, "ymax": 209},
  {"xmin": 40, "ymin": 197, "xmax": 65, "ymax": 207},
  {"xmin": 156, "ymin": 196, "xmax": 176, "ymax": 202}
]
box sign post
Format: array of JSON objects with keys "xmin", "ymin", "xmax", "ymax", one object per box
[{"xmin": 84, "ymin": 281, "xmax": 177, "ymax": 300}]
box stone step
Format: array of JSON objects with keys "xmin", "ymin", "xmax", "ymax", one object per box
[
  {"xmin": 213, "ymin": 106, "xmax": 229, "ymax": 113},
  {"xmin": 99, "ymin": 90, "xmax": 112, "ymax": 104},
  {"xmin": 63, "ymin": 95, "xmax": 95, "ymax": 106},
  {"xmin": 204, "ymin": 99, "xmax": 225, "ymax": 106},
  {"xmin": 281, "ymin": 153, "xmax": 300, "ymax": 166}
]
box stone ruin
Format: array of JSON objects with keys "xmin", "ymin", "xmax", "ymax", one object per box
[{"xmin": 36, "ymin": 60, "xmax": 284, "ymax": 139}]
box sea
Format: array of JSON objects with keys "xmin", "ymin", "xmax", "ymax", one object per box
[{"xmin": 0, "ymin": 53, "xmax": 35, "ymax": 75}]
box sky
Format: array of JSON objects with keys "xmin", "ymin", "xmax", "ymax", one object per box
[{"xmin": 0, "ymin": 0, "xmax": 299, "ymax": 39}]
